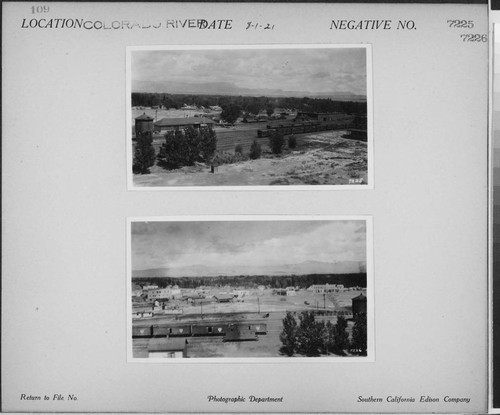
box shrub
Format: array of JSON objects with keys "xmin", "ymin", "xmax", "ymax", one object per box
[
  {"xmin": 133, "ymin": 131, "xmax": 156, "ymax": 174},
  {"xmin": 234, "ymin": 144, "xmax": 244, "ymax": 155},
  {"xmin": 249, "ymin": 140, "xmax": 262, "ymax": 160},
  {"xmin": 269, "ymin": 131, "xmax": 285, "ymax": 155},
  {"xmin": 210, "ymin": 151, "xmax": 246, "ymax": 166},
  {"xmin": 288, "ymin": 135, "xmax": 297, "ymax": 149}
]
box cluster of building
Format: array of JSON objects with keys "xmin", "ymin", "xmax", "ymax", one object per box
[{"xmin": 132, "ymin": 283, "xmax": 252, "ymax": 306}]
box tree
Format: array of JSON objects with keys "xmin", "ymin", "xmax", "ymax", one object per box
[
  {"xmin": 279, "ymin": 312, "xmax": 298, "ymax": 356},
  {"xmin": 269, "ymin": 130, "xmax": 285, "ymax": 155},
  {"xmin": 295, "ymin": 311, "xmax": 324, "ymax": 356},
  {"xmin": 156, "ymin": 130, "xmax": 188, "ymax": 170},
  {"xmin": 249, "ymin": 140, "xmax": 262, "ymax": 160},
  {"xmin": 198, "ymin": 127, "xmax": 217, "ymax": 162},
  {"xmin": 133, "ymin": 131, "xmax": 156, "ymax": 174},
  {"xmin": 246, "ymin": 102, "xmax": 261, "ymax": 116},
  {"xmin": 221, "ymin": 104, "xmax": 241, "ymax": 125},
  {"xmin": 266, "ymin": 106, "xmax": 274, "ymax": 117},
  {"xmin": 288, "ymin": 134, "xmax": 297, "ymax": 149},
  {"xmin": 350, "ymin": 312, "xmax": 367, "ymax": 356},
  {"xmin": 332, "ymin": 315, "xmax": 349, "ymax": 356},
  {"xmin": 323, "ymin": 320, "xmax": 335, "ymax": 355},
  {"xmin": 156, "ymin": 127, "xmax": 217, "ymax": 170}
]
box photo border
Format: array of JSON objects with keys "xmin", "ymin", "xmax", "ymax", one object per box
[
  {"xmin": 126, "ymin": 214, "xmax": 374, "ymax": 363},
  {"xmin": 126, "ymin": 44, "xmax": 374, "ymax": 191}
]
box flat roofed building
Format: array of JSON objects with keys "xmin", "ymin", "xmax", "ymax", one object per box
[
  {"xmin": 308, "ymin": 284, "xmax": 341, "ymax": 293},
  {"xmin": 154, "ymin": 117, "xmax": 215, "ymax": 131},
  {"xmin": 147, "ymin": 338, "xmax": 187, "ymax": 358},
  {"xmin": 147, "ymin": 288, "xmax": 181, "ymax": 301}
]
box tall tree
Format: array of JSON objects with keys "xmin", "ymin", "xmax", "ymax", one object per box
[
  {"xmin": 199, "ymin": 127, "xmax": 217, "ymax": 162},
  {"xmin": 332, "ymin": 315, "xmax": 349, "ymax": 356},
  {"xmin": 279, "ymin": 312, "xmax": 298, "ymax": 356},
  {"xmin": 133, "ymin": 131, "xmax": 156, "ymax": 174},
  {"xmin": 296, "ymin": 311, "xmax": 324, "ymax": 356}
]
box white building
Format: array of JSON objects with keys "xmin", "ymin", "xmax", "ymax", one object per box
[
  {"xmin": 307, "ymin": 284, "xmax": 344, "ymax": 293},
  {"xmin": 147, "ymin": 288, "xmax": 182, "ymax": 301}
]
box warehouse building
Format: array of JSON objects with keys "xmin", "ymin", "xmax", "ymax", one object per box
[{"xmin": 154, "ymin": 117, "xmax": 215, "ymax": 132}]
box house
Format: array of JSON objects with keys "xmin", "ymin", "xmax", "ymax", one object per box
[{"xmin": 213, "ymin": 294, "xmax": 234, "ymax": 303}]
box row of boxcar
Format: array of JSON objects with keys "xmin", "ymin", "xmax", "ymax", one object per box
[
  {"xmin": 256, "ymin": 122, "xmax": 352, "ymax": 138},
  {"xmin": 132, "ymin": 322, "xmax": 267, "ymax": 339}
]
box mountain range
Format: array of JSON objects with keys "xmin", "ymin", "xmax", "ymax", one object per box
[
  {"xmin": 132, "ymin": 260, "xmax": 367, "ymax": 278},
  {"xmin": 132, "ymin": 80, "xmax": 366, "ymax": 101}
]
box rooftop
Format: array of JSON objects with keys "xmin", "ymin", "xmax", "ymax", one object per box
[
  {"xmin": 154, "ymin": 117, "xmax": 215, "ymax": 127},
  {"xmin": 148, "ymin": 338, "xmax": 187, "ymax": 352},
  {"xmin": 135, "ymin": 112, "xmax": 154, "ymax": 121}
]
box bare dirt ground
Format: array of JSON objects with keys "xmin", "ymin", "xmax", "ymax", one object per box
[{"xmin": 133, "ymin": 131, "xmax": 368, "ymax": 187}]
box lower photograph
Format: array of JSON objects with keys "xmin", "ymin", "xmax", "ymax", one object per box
[{"xmin": 127, "ymin": 216, "xmax": 373, "ymax": 362}]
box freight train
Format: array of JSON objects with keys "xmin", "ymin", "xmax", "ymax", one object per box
[
  {"xmin": 132, "ymin": 322, "xmax": 268, "ymax": 339},
  {"xmin": 256, "ymin": 121, "xmax": 353, "ymax": 138}
]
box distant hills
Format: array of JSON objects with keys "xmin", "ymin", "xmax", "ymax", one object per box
[
  {"xmin": 132, "ymin": 80, "xmax": 366, "ymax": 101},
  {"xmin": 132, "ymin": 260, "xmax": 367, "ymax": 278}
]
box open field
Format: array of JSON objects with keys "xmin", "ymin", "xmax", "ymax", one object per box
[
  {"xmin": 133, "ymin": 131, "xmax": 367, "ymax": 186},
  {"xmin": 132, "ymin": 288, "xmax": 365, "ymax": 358}
]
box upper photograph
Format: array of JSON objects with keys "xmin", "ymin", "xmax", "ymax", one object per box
[{"xmin": 127, "ymin": 45, "xmax": 373, "ymax": 189}]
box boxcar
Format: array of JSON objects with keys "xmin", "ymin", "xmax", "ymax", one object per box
[
  {"xmin": 191, "ymin": 323, "xmax": 228, "ymax": 336},
  {"xmin": 248, "ymin": 323, "xmax": 267, "ymax": 335},
  {"xmin": 152, "ymin": 325, "xmax": 191, "ymax": 337},
  {"xmin": 132, "ymin": 325, "xmax": 153, "ymax": 338}
]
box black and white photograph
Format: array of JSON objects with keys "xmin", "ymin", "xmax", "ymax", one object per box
[
  {"xmin": 127, "ymin": 45, "xmax": 372, "ymax": 189},
  {"xmin": 128, "ymin": 217, "xmax": 373, "ymax": 360}
]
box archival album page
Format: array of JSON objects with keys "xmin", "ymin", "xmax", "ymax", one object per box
[{"xmin": 2, "ymin": 1, "xmax": 488, "ymax": 413}]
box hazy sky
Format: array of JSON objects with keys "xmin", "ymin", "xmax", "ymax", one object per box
[
  {"xmin": 131, "ymin": 47, "xmax": 367, "ymax": 96},
  {"xmin": 131, "ymin": 220, "xmax": 367, "ymax": 273}
]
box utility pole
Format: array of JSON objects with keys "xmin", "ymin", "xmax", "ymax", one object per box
[
  {"xmin": 258, "ymin": 297, "xmax": 260, "ymax": 314},
  {"xmin": 323, "ymin": 293, "xmax": 326, "ymax": 309}
]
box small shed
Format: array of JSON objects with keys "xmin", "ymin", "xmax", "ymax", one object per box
[
  {"xmin": 214, "ymin": 294, "xmax": 233, "ymax": 303},
  {"xmin": 352, "ymin": 293, "xmax": 367, "ymax": 317},
  {"xmin": 147, "ymin": 338, "xmax": 188, "ymax": 358}
]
